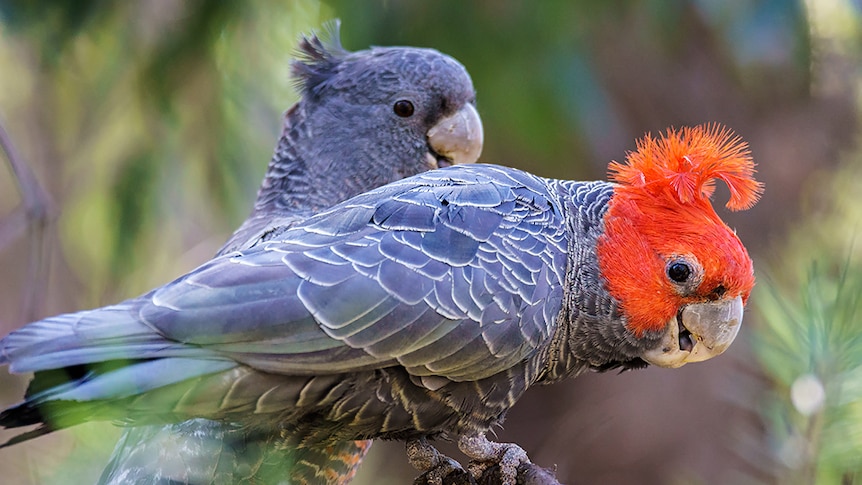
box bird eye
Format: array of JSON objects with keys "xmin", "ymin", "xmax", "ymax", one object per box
[
  {"xmin": 667, "ymin": 261, "xmax": 692, "ymax": 283},
  {"xmin": 393, "ymin": 100, "xmax": 414, "ymax": 117}
]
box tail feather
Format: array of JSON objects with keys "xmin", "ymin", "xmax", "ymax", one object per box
[
  {"xmin": 0, "ymin": 424, "xmax": 54, "ymax": 449},
  {"xmin": 0, "ymin": 358, "xmax": 240, "ymax": 445},
  {"xmin": 34, "ymin": 358, "xmax": 238, "ymax": 403},
  {"xmin": 0, "ymin": 297, "xmax": 243, "ymax": 446},
  {"xmin": 1, "ymin": 301, "xmax": 211, "ymax": 373},
  {"xmin": 2, "ymin": 303, "xmax": 138, "ymax": 360},
  {"xmin": 0, "ymin": 399, "xmax": 47, "ymax": 430}
]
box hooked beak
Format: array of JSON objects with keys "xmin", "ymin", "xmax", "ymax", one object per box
[
  {"xmin": 426, "ymin": 103, "xmax": 483, "ymax": 168},
  {"xmin": 642, "ymin": 296, "xmax": 744, "ymax": 368}
]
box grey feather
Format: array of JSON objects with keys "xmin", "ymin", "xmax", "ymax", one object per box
[
  {"xmin": 0, "ymin": 24, "xmax": 642, "ymax": 485},
  {"xmin": 1, "ymin": 164, "xmax": 619, "ymax": 435},
  {"xmin": 97, "ymin": 22, "xmax": 484, "ymax": 485}
]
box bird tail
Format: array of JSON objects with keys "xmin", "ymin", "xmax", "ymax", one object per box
[
  {"xmin": 0, "ymin": 299, "xmax": 237, "ymax": 446},
  {"xmin": 1, "ymin": 300, "xmax": 213, "ymax": 372}
]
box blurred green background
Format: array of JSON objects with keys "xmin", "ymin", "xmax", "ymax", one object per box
[{"xmin": 1, "ymin": 1, "xmax": 860, "ymax": 484}]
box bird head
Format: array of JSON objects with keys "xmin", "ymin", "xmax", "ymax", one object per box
[
  {"xmin": 596, "ymin": 124, "xmax": 763, "ymax": 368},
  {"xmin": 291, "ymin": 22, "xmax": 483, "ymax": 182}
]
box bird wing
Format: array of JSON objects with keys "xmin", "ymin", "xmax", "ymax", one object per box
[{"xmin": 144, "ymin": 164, "xmax": 569, "ymax": 382}]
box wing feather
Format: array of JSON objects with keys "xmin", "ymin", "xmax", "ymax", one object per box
[{"xmin": 45, "ymin": 164, "xmax": 572, "ymax": 383}]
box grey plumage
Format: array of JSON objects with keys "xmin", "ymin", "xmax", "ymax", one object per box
[
  {"xmin": 1, "ymin": 164, "xmax": 623, "ymax": 446},
  {"xmin": 2, "ymin": 139, "xmax": 759, "ymax": 485},
  {"xmin": 0, "ymin": 19, "xmax": 760, "ymax": 484},
  {"xmin": 0, "ymin": 22, "xmax": 484, "ymax": 484},
  {"xmin": 221, "ymin": 25, "xmax": 479, "ymax": 254},
  {"xmin": 92, "ymin": 23, "xmax": 484, "ymax": 485}
]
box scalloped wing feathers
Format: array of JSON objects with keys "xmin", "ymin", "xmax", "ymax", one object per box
[
  {"xmin": 149, "ymin": 164, "xmax": 569, "ymax": 381},
  {"xmin": 1, "ymin": 165, "xmax": 570, "ymax": 391}
]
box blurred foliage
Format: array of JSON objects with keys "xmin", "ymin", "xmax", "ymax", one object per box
[
  {"xmin": 327, "ymin": 0, "xmax": 813, "ymax": 176},
  {"xmin": 752, "ymin": 3, "xmax": 862, "ymax": 482},
  {"xmin": 0, "ymin": 1, "xmax": 861, "ymax": 484},
  {"xmin": 756, "ymin": 263, "xmax": 862, "ymax": 484},
  {"xmin": 754, "ymin": 152, "xmax": 862, "ymax": 483},
  {"xmin": 0, "ymin": 0, "xmax": 330, "ymax": 304}
]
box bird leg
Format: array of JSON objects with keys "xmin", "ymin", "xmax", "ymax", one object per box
[
  {"xmin": 458, "ymin": 432, "xmax": 529, "ymax": 485},
  {"xmin": 406, "ymin": 437, "xmax": 471, "ymax": 485}
]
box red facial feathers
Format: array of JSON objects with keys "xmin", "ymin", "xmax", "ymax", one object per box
[{"xmin": 597, "ymin": 124, "xmax": 762, "ymax": 336}]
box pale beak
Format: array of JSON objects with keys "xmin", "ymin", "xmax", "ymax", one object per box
[
  {"xmin": 642, "ymin": 296, "xmax": 744, "ymax": 368},
  {"xmin": 426, "ymin": 103, "xmax": 483, "ymax": 168}
]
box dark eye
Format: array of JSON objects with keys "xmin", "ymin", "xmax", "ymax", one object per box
[
  {"xmin": 667, "ymin": 261, "xmax": 691, "ymax": 283},
  {"xmin": 393, "ymin": 100, "xmax": 414, "ymax": 117}
]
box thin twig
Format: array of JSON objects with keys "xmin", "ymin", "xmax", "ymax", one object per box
[{"xmin": 0, "ymin": 117, "xmax": 56, "ymax": 323}]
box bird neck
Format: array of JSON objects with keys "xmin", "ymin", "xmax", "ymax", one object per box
[
  {"xmin": 252, "ymin": 102, "xmax": 421, "ymax": 217},
  {"xmin": 252, "ymin": 104, "xmax": 329, "ymax": 215},
  {"xmin": 536, "ymin": 180, "xmax": 654, "ymax": 383},
  {"xmin": 533, "ymin": 180, "xmax": 611, "ymax": 382}
]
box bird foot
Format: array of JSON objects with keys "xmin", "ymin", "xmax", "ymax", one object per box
[
  {"xmin": 407, "ymin": 437, "xmax": 475, "ymax": 485},
  {"xmin": 458, "ymin": 433, "xmax": 529, "ymax": 485}
]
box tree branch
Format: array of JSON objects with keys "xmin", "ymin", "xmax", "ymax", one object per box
[{"xmin": 0, "ymin": 117, "xmax": 56, "ymax": 322}]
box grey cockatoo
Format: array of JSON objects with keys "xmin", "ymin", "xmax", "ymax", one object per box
[
  {"xmin": 2, "ymin": 23, "xmax": 483, "ymax": 485},
  {"xmin": 0, "ymin": 31, "xmax": 762, "ymax": 485}
]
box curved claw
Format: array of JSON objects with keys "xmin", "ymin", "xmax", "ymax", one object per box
[
  {"xmin": 458, "ymin": 433, "xmax": 529, "ymax": 485},
  {"xmin": 407, "ymin": 437, "xmax": 471, "ymax": 485}
]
